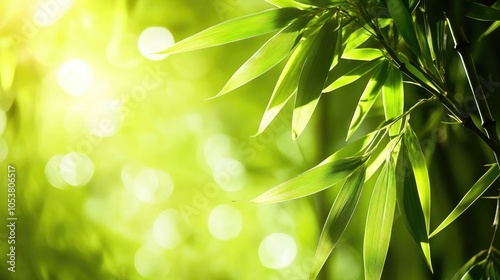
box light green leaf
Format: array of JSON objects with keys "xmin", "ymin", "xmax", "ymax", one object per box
[
  {"xmin": 309, "ymin": 165, "xmax": 367, "ymax": 280},
  {"xmin": 366, "ymin": 136, "xmax": 401, "ymax": 181},
  {"xmin": 347, "ymin": 61, "xmax": 390, "ymax": 139},
  {"xmin": 264, "ymin": 0, "xmax": 309, "ymax": 8},
  {"xmin": 322, "ymin": 131, "xmax": 380, "ymax": 163},
  {"xmin": 250, "ymin": 155, "xmax": 368, "ymax": 204},
  {"xmin": 293, "ymin": 19, "xmax": 338, "ymax": 139},
  {"xmin": 343, "ymin": 19, "xmax": 392, "ymax": 54},
  {"xmin": 465, "ymin": 1, "xmax": 500, "ymax": 21},
  {"xmin": 160, "ymin": 8, "xmax": 307, "ymax": 54},
  {"xmin": 323, "ymin": 58, "xmax": 383, "ymax": 93},
  {"xmin": 364, "ymin": 161, "xmax": 397, "ymax": 280},
  {"xmin": 256, "ymin": 36, "xmax": 314, "ymax": 135},
  {"xmin": 404, "ymin": 124, "xmax": 431, "ymax": 234},
  {"xmin": 479, "ymin": 21, "xmax": 500, "ymax": 40},
  {"xmin": 382, "ymin": 65, "xmax": 404, "ymax": 137},
  {"xmin": 217, "ymin": 16, "xmax": 309, "ymax": 96},
  {"xmin": 341, "ymin": 48, "xmax": 384, "ymax": 61},
  {"xmin": 395, "ymin": 140, "xmax": 433, "ymax": 271},
  {"xmin": 430, "ymin": 164, "xmax": 500, "ymax": 238},
  {"xmin": 330, "ymin": 19, "xmax": 344, "ymax": 70},
  {"xmin": 386, "ymin": 0, "xmax": 421, "ymax": 56}
]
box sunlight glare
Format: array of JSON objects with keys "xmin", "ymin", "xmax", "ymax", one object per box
[
  {"xmin": 259, "ymin": 233, "xmax": 297, "ymax": 269},
  {"xmin": 208, "ymin": 204, "xmax": 243, "ymax": 240},
  {"xmin": 138, "ymin": 27, "xmax": 174, "ymax": 61},
  {"xmin": 57, "ymin": 59, "xmax": 94, "ymax": 96},
  {"xmin": 59, "ymin": 152, "xmax": 94, "ymax": 187}
]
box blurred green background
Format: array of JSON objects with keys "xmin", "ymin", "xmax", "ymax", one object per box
[{"xmin": 0, "ymin": 0, "xmax": 499, "ymax": 279}]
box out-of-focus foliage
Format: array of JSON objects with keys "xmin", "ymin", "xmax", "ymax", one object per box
[{"xmin": 0, "ymin": 1, "xmax": 500, "ymax": 280}]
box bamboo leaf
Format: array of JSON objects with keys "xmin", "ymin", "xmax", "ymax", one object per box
[
  {"xmin": 341, "ymin": 48, "xmax": 384, "ymax": 61},
  {"xmin": 364, "ymin": 161, "xmax": 397, "ymax": 280},
  {"xmin": 366, "ymin": 136, "xmax": 401, "ymax": 181},
  {"xmin": 347, "ymin": 61, "xmax": 390, "ymax": 139},
  {"xmin": 430, "ymin": 164, "xmax": 500, "ymax": 238},
  {"xmin": 330, "ymin": 19, "xmax": 344, "ymax": 70},
  {"xmin": 404, "ymin": 125, "xmax": 431, "ymax": 234},
  {"xmin": 382, "ymin": 65, "xmax": 404, "ymax": 137},
  {"xmin": 452, "ymin": 253, "xmax": 488, "ymax": 280},
  {"xmin": 218, "ymin": 16, "xmax": 309, "ymax": 96},
  {"xmin": 160, "ymin": 8, "xmax": 307, "ymax": 54},
  {"xmin": 323, "ymin": 58, "xmax": 383, "ymax": 93},
  {"xmin": 293, "ymin": 19, "xmax": 338, "ymax": 139},
  {"xmin": 343, "ymin": 19, "xmax": 392, "ymax": 54},
  {"xmin": 322, "ymin": 131, "xmax": 380, "ymax": 163},
  {"xmin": 386, "ymin": 0, "xmax": 421, "ymax": 56},
  {"xmin": 250, "ymin": 155, "xmax": 368, "ymax": 204},
  {"xmin": 465, "ymin": 1, "xmax": 500, "ymax": 21},
  {"xmin": 256, "ymin": 36, "xmax": 314, "ymax": 135},
  {"xmin": 395, "ymin": 141, "xmax": 433, "ymax": 271},
  {"xmin": 309, "ymin": 165, "xmax": 367, "ymax": 280}
]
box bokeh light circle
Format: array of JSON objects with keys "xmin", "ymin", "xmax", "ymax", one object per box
[
  {"xmin": 121, "ymin": 164, "xmax": 174, "ymax": 203},
  {"xmin": 84, "ymin": 99, "xmax": 124, "ymax": 137},
  {"xmin": 138, "ymin": 27, "xmax": 174, "ymax": 60},
  {"xmin": 258, "ymin": 233, "xmax": 297, "ymax": 269},
  {"xmin": 208, "ymin": 204, "xmax": 243, "ymax": 240},
  {"xmin": 153, "ymin": 209, "xmax": 182, "ymax": 249},
  {"xmin": 45, "ymin": 154, "xmax": 67, "ymax": 190},
  {"xmin": 59, "ymin": 152, "xmax": 94, "ymax": 187},
  {"xmin": 57, "ymin": 59, "xmax": 94, "ymax": 96},
  {"xmin": 212, "ymin": 157, "xmax": 246, "ymax": 192}
]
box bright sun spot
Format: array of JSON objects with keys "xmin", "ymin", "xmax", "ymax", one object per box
[
  {"xmin": 152, "ymin": 209, "xmax": 182, "ymax": 249},
  {"xmin": 57, "ymin": 59, "xmax": 94, "ymax": 96},
  {"xmin": 258, "ymin": 233, "xmax": 297, "ymax": 269},
  {"xmin": 208, "ymin": 204, "xmax": 243, "ymax": 240},
  {"xmin": 138, "ymin": 27, "xmax": 174, "ymax": 61}
]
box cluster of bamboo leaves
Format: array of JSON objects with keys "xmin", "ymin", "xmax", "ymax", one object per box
[{"xmin": 161, "ymin": 0, "xmax": 500, "ymax": 279}]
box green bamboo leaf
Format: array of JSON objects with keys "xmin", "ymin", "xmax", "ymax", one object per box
[
  {"xmin": 409, "ymin": 0, "xmax": 420, "ymax": 11},
  {"xmin": 343, "ymin": 19, "xmax": 392, "ymax": 54},
  {"xmin": 160, "ymin": 8, "xmax": 307, "ymax": 54},
  {"xmin": 341, "ymin": 48, "xmax": 384, "ymax": 61},
  {"xmin": 451, "ymin": 251, "xmax": 488, "ymax": 280},
  {"xmin": 330, "ymin": 19, "xmax": 344, "ymax": 70},
  {"xmin": 364, "ymin": 161, "xmax": 397, "ymax": 280},
  {"xmin": 395, "ymin": 141, "xmax": 433, "ymax": 271},
  {"xmin": 347, "ymin": 61, "xmax": 390, "ymax": 139},
  {"xmin": 323, "ymin": 58, "xmax": 383, "ymax": 93},
  {"xmin": 293, "ymin": 19, "xmax": 338, "ymax": 139},
  {"xmin": 366, "ymin": 136, "xmax": 401, "ymax": 181},
  {"xmin": 256, "ymin": 36, "xmax": 314, "ymax": 135},
  {"xmin": 465, "ymin": 1, "xmax": 500, "ymax": 21},
  {"xmin": 430, "ymin": 164, "xmax": 500, "ymax": 238},
  {"xmin": 382, "ymin": 65, "xmax": 404, "ymax": 137},
  {"xmin": 479, "ymin": 21, "xmax": 500, "ymax": 40},
  {"xmin": 264, "ymin": 0, "xmax": 309, "ymax": 8},
  {"xmin": 322, "ymin": 131, "xmax": 380, "ymax": 163},
  {"xmin": 217, "ymin": 16, "xmax": 309, "ymax": 96},
  {"xmin": 250, "ymin": 155, "xmax": 368, "ymax": 204},
  {"xmin": 386, "ymin": 0, "xmax": 421, "ymax": 56},
  {"xmin": 309, "ymin": 165, "xmax": 367, "ymax": 280},
  {"xmin": 461, "ymin": 261, "xmax": 487, "ymax": 280},
  {"xmin": 404, "ymin": 124, "xmax": 431, "ymax": 234}
]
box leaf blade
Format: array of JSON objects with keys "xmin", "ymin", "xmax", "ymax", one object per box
[
  {"xmin": 341, "ymin": 48, "xmax": 384, "ymax": 61},
  {"xmin": 465, "ymin": 1, "xmax": 500, "ymax": 21},
  {"xmin": 364, "ymin": 161, "xmax": 397, "ymax": 280},
  {"xmin": 250, "ymin": 156, "xmax": 367, "ymax": 204},
  {"xmin": 323, "ymin": 58, "xmax": 383, "ymax": 93},
  {"xmin": 160, "ymin": 8, "xmax": 307, "ymax": 54},
  {"xmin": 430, "ymin": 164, "xmax": 500, "ymax": 238},
  {"xmin": 386, "ymin": 0, "xmax": 421, "ymax": 56},
  {"xmin": 382, "ymin": 65, "xmax": 404, "ymax": 137},
  {"xmin": 309, "ymin": 165, "xmax": 367, "ymax": 280}
]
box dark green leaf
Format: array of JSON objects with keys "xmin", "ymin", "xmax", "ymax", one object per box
[
  {"xmin": 465, "ymin": 1, "xmax": 500, "ymax": 21},
  {"xmin": 347, "ymin": 61, "xmax": 390, "ymax": 139},
  {"xmin": 386, "ymin": 0, "xmax": 421, "ymax": 56},
  {"xmin": 310, "ymin": 165, "xmax": 367, "ymax": 280},
  {"xmin": 364, "ymin": 161, "xmax": 397, "ymax": 280},
  {"xmin": 430, "ymin": 164, "xmax": 500, "ymax": 238},
  {"xmin": 293, "ymin": 19, "xmax": 338, "ymax": 139},
  {"xmin": 160, "ymin": 8, "xmax": 307, "ymax": 54},
  {"xmin": 250, "ymin": 155, "xmax": 368, "ymax": 204},
  {"xmin": 323, "ymin": 58, "xmax": 383, "ymax": 93},
  {"xmin": 451, "ymin": 250, "xmax": 488, "ymax": 280},
  {"xmin": 382, "ymin": 65, "xmax": 404, "ymax": 137},
  {"xmin": 217, "ymin": 15, "xmax": 309, "ymax": 96}
]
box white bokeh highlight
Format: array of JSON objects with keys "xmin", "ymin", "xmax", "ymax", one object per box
[
  {"xmin": 208, "ymin": 204, "xmax": 243, "ymax": 240},
  {"xmin": 84, "ymin": 99, "xmax": 124, "ymax": 137},
  {"xmin": 153, "ymin": 209, "xmax": 182, "ymax": 249},
  {"xmin": 121, "ymin": 164, "xmax": 174, "ymax": 204},
  {"xmin": 259, "ymin": 233, "xmax": 297, "ymax": 269},
  {"xmin": 57, "ymin": 59, "xmax": 94, "ymax": 96},
  {"xmin": 59, "ymin": 152, "xmax": 94, "ymax": 187},
  {"xmin": 138, "ymin": 27, "xmax": 174, "ymax": 60}
]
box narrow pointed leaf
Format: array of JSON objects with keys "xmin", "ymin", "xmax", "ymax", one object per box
[
  {"xmin": 160, "ymin": 8, "xmax": 307, "ymax": 54},
  {"xmin": 430, "ymin": 164, "xmax": 500, "ymax": 238},
  {"xmin": 395, "ymin": 141, "xmax": 433, "ymax": 271},
  {"xmin": 343, "ymin": 18, "xmax": 393, "ymax": 54},
  {"xmin": 218, "ymin": 16, "xmax": 309, "ymax": 96},
  {"xmin": 322, "ymin": 131, "xmax": 380, "ymax": 163},
  {"xmin": 330, "ymin": 20, "xmax": 344, "ymax": 70},
  {"xmin": 364, "ymin": 161, "xmax": 397, "ymax": 280},
  {"xmin": 347, "ymin": 61, "xmax": 390, "ymax": 139},
  {"xmin": 404, "ymin": 125, "xmax": 431, "ymax": 234},
  {"xmin": 323, "ymin": 58, "xmax": 382, "ymax": 93},
  {"xmin": 465, "ymin": 1, "xmax": 500, "ymax": 21},
  {"xmin": 256, "ymin": 38, "xmax": 313, "ymax": 135},
  {"xmin": 386, "ymin": 0, "xmax": 421, "ymax": 56},
  {"xmin": 250, "ymin": 156, "xmax": 367, "ymax": 204},
  {"xmin": 366, "ymin": 136, "xmax": 401, "ymax": 181},
  {"xmin": 293, "ymin": 19, "xmax": 338, "ymax": 139},
  {"xmin": 341, "ymin": 48, "xmax": 384, "ymax": 61},
  {"xmin": 310, "ymin": 165, "xmax": 367, "ymax": 280},
  {"xmin": 382, "ymin": 65, "xmax": 404, "ymax": 136}
]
